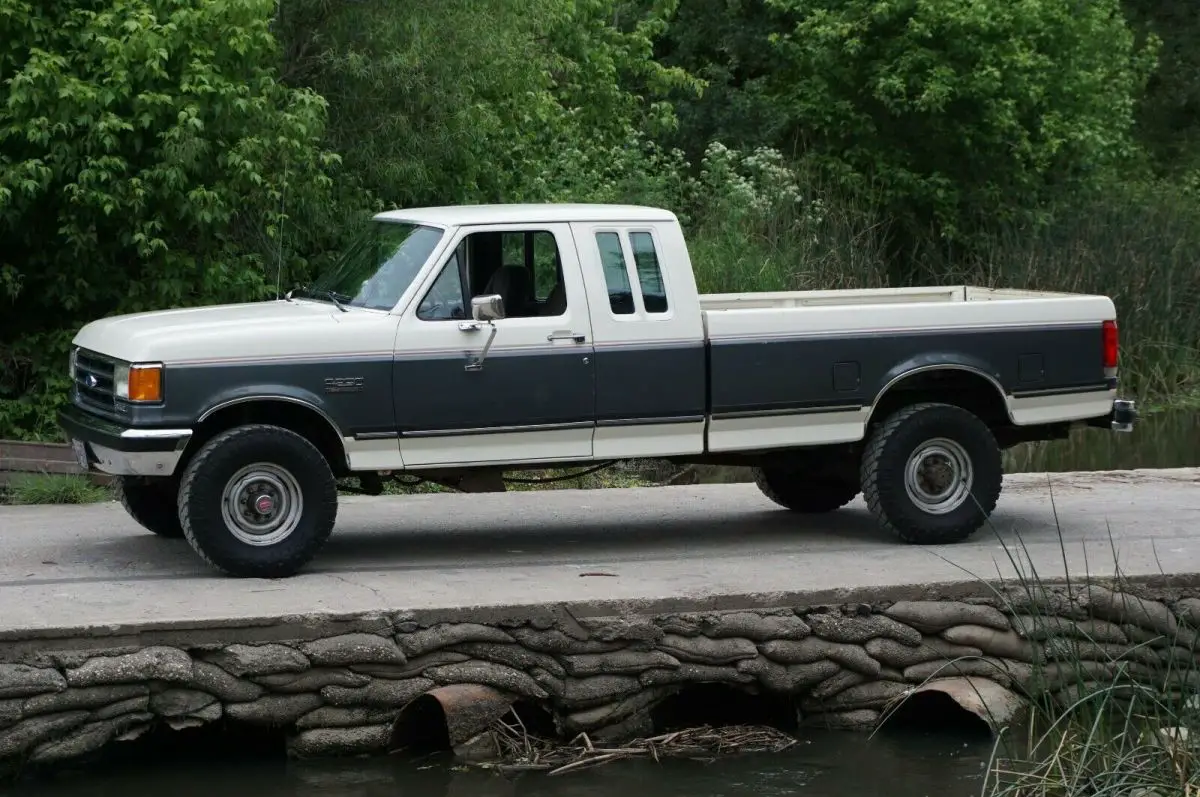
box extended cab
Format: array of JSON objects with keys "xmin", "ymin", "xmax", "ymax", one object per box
[{"xmin": 59, "ymin": 204, "xmax": 1137, "ymax": 577}]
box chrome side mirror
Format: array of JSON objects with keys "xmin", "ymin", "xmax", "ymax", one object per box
[
  {"xmin": 465, "ymin": 294, "xmax": 504, "ymax": 372},
  {"xmin": 471, "ymin": 294, "xmax": 505, "ymax": 322}
]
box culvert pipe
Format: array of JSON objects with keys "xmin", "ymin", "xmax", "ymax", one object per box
[
  {"xmin": 391, "ymin": 684, "xmax": 518, "ymax": 763},
  {"xmin": 879, "ymin": 676, "xmax": 1027, "ymax": 735}
]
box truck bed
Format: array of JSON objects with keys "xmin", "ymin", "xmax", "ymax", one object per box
[
  {"xmin": 698, "ymin": 284, "xmax": 1119, "ymax": 453},
  {"xmin": 699, "ymin": 285, "xmax": 1081, "ymax": 311},
  {"xmin": 699, "ymin": 285, "xmax": 1116, "ymax": 338}
]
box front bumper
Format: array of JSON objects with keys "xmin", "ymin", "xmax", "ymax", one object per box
[
  {"xmin": 1085, "ymin": 398, "xmax": 1138, "ymax": 433},
  {"xmin": 58, "ymin": 404, "xmax": 193, "ymax": 477}
]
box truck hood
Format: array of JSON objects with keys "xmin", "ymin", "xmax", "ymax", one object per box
[{"xmin": 73, "ymin": 300, "xmax": 398, "ymax": 364}]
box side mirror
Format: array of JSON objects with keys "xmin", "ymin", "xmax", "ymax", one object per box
[{"xmin": 471, "ymin": 294, "xmax": 505, "ymax": 322}]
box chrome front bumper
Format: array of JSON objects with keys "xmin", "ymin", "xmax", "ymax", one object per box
[{"xmin": 58, "ymin": 405, "xmax": 193, "ymax": 477}]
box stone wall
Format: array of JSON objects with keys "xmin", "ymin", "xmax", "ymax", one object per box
[{"xmin": 2, "ymin": 579, "xmax": 1199, "ymax": 770}]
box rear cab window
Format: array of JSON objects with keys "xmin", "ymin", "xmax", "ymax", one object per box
[{"xmin": 594, "ymin": 228, "xmax": 672, "ymax": 319}]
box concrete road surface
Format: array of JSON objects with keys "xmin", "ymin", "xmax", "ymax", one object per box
[{"xmin": 0, "ymin": 468, "xmax": 1197, "ymax": 634}]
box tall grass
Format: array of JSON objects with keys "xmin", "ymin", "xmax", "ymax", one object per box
[
  {"xmin": 1, "ymin": 474, "xmax": 111, "ymax": 505},
  {"xmin": 682, "ymin": 147, "xmax": 1200, "ymax": 410},
  {"xmin": 891, "ymin": 488, "xmax": 1200, "ymax": 797},
  {"xmin": 932, "ymin": 187, "xmax": 1200, "ymax": 407},
  {"xmin": 685, "ymin": 147, "xmax": 894, "ymax": 295},
  {"xmin": 981, "ymin": 572, "xmax": 1200, "ymax": 797}
]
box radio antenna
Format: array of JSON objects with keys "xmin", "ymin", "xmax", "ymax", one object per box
[
  {"xmin": 276, "ymin": 153, "xmax": 288, "ymax": 299},
  {"xmin": 273, "ymin": 0, "xmax": 287, "ymax": 300}
]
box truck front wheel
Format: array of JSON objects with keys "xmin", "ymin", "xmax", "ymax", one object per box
[
  {"xmin": 116, "ymin": 476, "xmax": 183, "ymax": 538},
  {"xmin": 860, "ymin": 402, "xmax": 1002, "ymax": 545},
  {"xmin": 177, "ymin": 424, "xmax": 338, "ymax": 578},
  {"xmin": 752, "ymin": 467, "xmax": 860, "ymax": 513}
]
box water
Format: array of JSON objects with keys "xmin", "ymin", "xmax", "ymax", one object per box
[
  {"xmin": 9, "ymin": 729, "xmax": 995, "ymax": 797},
  {"xmin": 1003, "ymin": 407, "xmax": 1199, "ymax": 472}
]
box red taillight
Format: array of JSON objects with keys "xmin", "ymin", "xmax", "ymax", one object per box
[{"xmin": 1102, "ymin": 320, "xmax": 1119, "ymax": 370}]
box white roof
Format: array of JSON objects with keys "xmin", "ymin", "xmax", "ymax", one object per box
[{"xmin": 372, "ymin": 203, "xmax": 678, "ymax": 227}]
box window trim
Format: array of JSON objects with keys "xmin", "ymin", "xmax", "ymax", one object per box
[
  {"xmin": 593, "ymin": 226, "xmax": 675, "ymax": 322},
  {"xmin": 415, "ymin": 226, "xmax": 569, "ymax": 322}
]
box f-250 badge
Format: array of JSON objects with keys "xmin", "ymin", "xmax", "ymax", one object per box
[{"xmin": 323, "ymin": 376, "xmax": 364, "ymax": 394}]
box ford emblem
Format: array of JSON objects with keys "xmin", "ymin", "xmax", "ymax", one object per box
[{"xmin": 85, "ymin": 374, "xmax": 98, "ymax": 388}]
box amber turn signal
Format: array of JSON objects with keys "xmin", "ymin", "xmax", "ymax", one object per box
[{"xmin": 128, "ymin": 364, "xmax": 163, "ymax": 403}]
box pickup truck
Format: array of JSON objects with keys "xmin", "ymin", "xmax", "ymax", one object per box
[{"xmin": 59, "ymin": 203, "xmax": 1137, "ymax": 578}]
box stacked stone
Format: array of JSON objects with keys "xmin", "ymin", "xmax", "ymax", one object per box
[{"xmin": 2, "ymin": 584, "xmax": 1198, "ymax": 768}]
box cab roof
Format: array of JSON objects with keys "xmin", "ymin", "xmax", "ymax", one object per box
[{"xmin": 372, "ymin": 203, "xmax": 679, "ymax": 228}]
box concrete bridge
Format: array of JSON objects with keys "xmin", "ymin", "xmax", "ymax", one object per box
[{"xmin": 1, "ymin": 467, "xmax": 1198, "ymax": 770}]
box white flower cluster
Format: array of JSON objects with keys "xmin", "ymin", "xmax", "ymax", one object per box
[{"xmin": 698, "ymin": 141, "xmax": 812, "ymax": 218}]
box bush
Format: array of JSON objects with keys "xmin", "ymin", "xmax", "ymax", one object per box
[{"xmin": 0, "ymin": 0, "xmax": 350, "ymax": 439}]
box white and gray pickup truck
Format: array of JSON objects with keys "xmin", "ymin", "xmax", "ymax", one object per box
[{"xmin": 59, "ymin": 203, "xmax": 1137, "ymax": 577}]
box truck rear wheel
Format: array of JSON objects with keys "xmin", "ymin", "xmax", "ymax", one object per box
[
  {"xmin": 116, "ymin": 476, "xmax": 183, "ymax": 538},
  {"xmin": 861, "ymin": 402, "xmax": 1002, "ymax": 545},
  {"xmin": 177, "ymin": 424, "xmax": 338, "ymax": 578},
  {"xmin": 753, "ymin": 467, "xmax": 860, "ymax": 513}
]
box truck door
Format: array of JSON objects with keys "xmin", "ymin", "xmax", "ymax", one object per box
[
  {"xmin": 570, "ymin": 221, "xmax": 707, "ymax": 458},
  {"xmin": 392, "ymin": 223, "xmax": 597, "ymax": 468}
]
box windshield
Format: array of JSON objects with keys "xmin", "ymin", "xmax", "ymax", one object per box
[{"xmin": 308, "ymin": 220, "xmax": 445, "ymax": 311}]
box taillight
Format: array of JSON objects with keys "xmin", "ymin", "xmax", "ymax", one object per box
[{"xmin": 1102, "ymin": 320, "xmax": 1119, "ymax": 370}]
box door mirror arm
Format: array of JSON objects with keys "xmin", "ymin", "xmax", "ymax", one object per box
[{"xmin": 463, "ymin": 294, "xmax": 505, "ymax": 371}]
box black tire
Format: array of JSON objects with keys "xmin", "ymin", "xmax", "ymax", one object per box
[
  {"xmin": 860, "ymin": 402, "xmax": 1002, "ymax": 545},
  {"xmin": 177, "ymin": 424, "xmax": 338, "ymax": 578},
  {"xmin": 116, "ymin": 476, "xmax": 184, "ymax": 538},
  {"xmin": 752, "ymin": 467, "xmax": 860, "ymax": 514}
]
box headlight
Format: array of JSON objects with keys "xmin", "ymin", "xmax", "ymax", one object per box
[{"xmin": 115, "ymin": 362, "xmax": 164, "ymax": 403}]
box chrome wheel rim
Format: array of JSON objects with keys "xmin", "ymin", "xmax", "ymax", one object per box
[
  {"xmin": 220, "ymin": 463, "xmax": 304, "ymax": 546},
  {"xmin": 903, "ymin": 437, "xmax": 973, "ymax": 515}
]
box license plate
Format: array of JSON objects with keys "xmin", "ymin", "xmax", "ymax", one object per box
[{"xmin": 71, "ymin": 439, "xmax": 88, "ymax": 470}]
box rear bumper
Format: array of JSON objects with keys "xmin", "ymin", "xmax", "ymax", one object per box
[
  {"xmin": 58, "ymin": 404, "xmax": 193, "ymax": 477},
  {"xmin": 1084, "ymin": 398, "xmax": 1137, "ymax": 433}
]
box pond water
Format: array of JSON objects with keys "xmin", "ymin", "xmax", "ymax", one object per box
[
  {"xmin": 9, "ymin": 727, "xmax": 997, "ymax": 797},
  {"xmin": 1002, "ymin": 407, "xmax": 1199, "ymax": 472}
]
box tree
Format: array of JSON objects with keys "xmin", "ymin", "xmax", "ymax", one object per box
[
  {"xmin": 763, "ymin": 0, "xmax": 1157, "ymax": 242},
  {"xmin": 0, "ymin": 0, "xmax": 347, "ymax": 438},
  {"xmin": 272, "ymin": 0, "xmax": 699, "ymax": 208}
]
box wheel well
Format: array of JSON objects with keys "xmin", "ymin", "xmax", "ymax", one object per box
[
  {"xmin": 868, "ymin": 368, "xmax": 1011, "ymax": 431},
  {"xmin": 180, "ymin": 400, "xmax": 349, "ymax": 477}
]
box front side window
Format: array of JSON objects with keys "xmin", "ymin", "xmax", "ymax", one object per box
[{"xmin": 310, "ymin": 221, "xmax": 444, "ymax": 311}]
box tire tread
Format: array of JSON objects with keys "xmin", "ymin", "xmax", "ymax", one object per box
[
  {"xmin": 752, "ymin": 467, "xmax": 859, "ymax": 514},
  {"xmin": 177, "ymin": 423, "xmax": 338, "ymax": 578},
  {"xmin": 861, "ymin": 401, "xmax": 1001, "ymax": 544},
  {"xmin": 116, "ymin": 476, "xmax": 184, "ymax": 539}
]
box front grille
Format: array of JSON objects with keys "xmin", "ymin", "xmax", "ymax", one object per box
[{"xmin": 73, "ymin": 348, "xmax": 118, "ymax": 413}]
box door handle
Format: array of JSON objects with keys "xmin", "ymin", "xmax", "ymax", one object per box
[
  {"xmin": 458, "ymin": 321, "xmax": 483, "ymax": 332},
  {"xmin": 547, "ymin": 332, "xmax": 586, "ymax": 343}
]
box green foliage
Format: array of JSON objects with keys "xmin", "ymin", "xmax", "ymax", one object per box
[
  {"xmin": 0, "ymin": 0, "xmax": 349, "ymax": 439},
  {"xmin": 2, "ymin": 474, "xmax": 111, "ymax": 505},
  {"xmin": 685, "ymin": 143, "xmax": 892, "ymax": 293},
  {"xmin": 661, "ymin": 0, "xmax": 1158, "ymax": 247},
  {"xmin": 929, "ymin": 181, "xmax": 1200, "ymax": 402},
  {"xmin": 1124, "ymin": 0, "xmax": 1200, "ymax": 179},
  {"xmin": 765, "ymin": 0, "xmax": 1157, "ymax": 238},
  {"xmin": 273, "ymin": 0, "xmax": 699, "ymax": 209}
]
